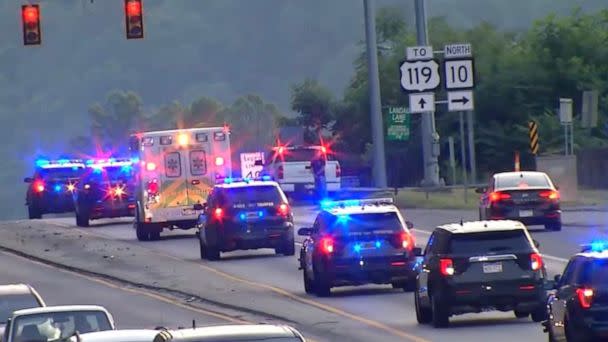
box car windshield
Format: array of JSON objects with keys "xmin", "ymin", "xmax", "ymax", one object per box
[
  {"xmin": 11, "ymin": 310, "xmax": 112, "ymax": 342},
  {"xmin": 495, "ymin": 173, "xmax": 550, "ymax": 189},
  {"xmin": 579, "ymin": 259, "xmax": 608, "ymax": 286},
  {"xmin": 0, "ymin": 294, "xmax": 40, "ymax": 323},
  {"xmin": 449, "ymin": 230, "xmax": 532, "ymax": 254},
  {"xmin": 38, "ymin": 168, "xmax": 84, "ymax": 180},
  {"xmin": 328, "ymin": 212, "xmax": 403, "ymax": 234},
  {"xmin": 223, "ymin": 186, "xmax": 285, "ymax": 206}
]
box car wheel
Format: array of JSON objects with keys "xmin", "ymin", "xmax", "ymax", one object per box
[
  {"xmin": 545, "ymin": 221, "xmax": 562, "ymax": 231},
  {"xmin": 303, "ymin": 268, "xmax": 314, "ymax": 294},
  {"xmin": 135, "ymin": 222, "xmax": 150, "ymax": 241},
  {"xmin": 392, "ymin": 280, "xmax": 416, "ymax": 292},
  {"xmin": 431, "ymin": 295, "xmax": 449, "ymax": 328},
  {"xmin": 28, "ymin": 205, "xmax": 42, "ymax": 219},
  {"xmin": 75, "ymin": 206, "xmax": 90, "ymax": 227},
  {"xmin": 276, "ymin": 239, "xmax": 295, "ymax": 256},
  {"xmin": 531, "ymin": 306, "xmax": 547, "ymax": 322},
  {"xmin": 313, "ymin": 267, "xmax": 331, "ymax": 297},
  {"xmin": 514, "ymin": 310, "xmax": 529, "ymax": 319},
  {"xmin": 206, "ymin": 245, "xmax": 221, "ymax": 261},
  {"xmin": 415, "ymin": 290, "xmax": 432, "ymax": 324}
]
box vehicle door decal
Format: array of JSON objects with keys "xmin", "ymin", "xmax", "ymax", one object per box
[
  {"xmin": 165, "ymin": 152, "xmax": 182, "ymax": 178},
  {"xmin": 190, "ymin": 150, "xmax": 207, "ymax": 176},
  {"xmin": 188, "ymin": 149, "xmax": 212, "ymax": 204}
]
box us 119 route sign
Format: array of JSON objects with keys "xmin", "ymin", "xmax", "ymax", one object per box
[{"xmin": 400, "ymin": 46, "xmax": 440, "ymax": 93}]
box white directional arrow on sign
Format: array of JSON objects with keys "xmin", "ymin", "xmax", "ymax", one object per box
[
  {"xmin": 409, "ymin": 93, "xmax": 435, "ymax": 113},
  {"xmin": 447, "ymin": 90, "xmax": 474, "ymax": 111},
  {"xmin": 399, "ymin": 60, "xmax": 440, "ymax": 92}
]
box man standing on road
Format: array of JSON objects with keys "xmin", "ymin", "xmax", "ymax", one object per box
[{"xmin": 311, "ymin": 149, "xmax": 327, "ymax": 202}]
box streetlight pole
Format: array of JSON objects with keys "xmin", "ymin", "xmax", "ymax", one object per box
[
  {"xmin": 414, "ymin": 0, "xmax": 440, "ymax": 186},
  {"xmin": 363, "ymin": 0, "xmax": 387, "ymax": 188}
]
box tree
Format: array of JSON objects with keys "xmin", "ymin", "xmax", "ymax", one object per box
[
  {"xmin": 290, "ymin": 79, "xmax": 335, "ymax": 143},
  {"xmin": 223, "ymin": 94, "xmax": 281, "ymax": 151}
]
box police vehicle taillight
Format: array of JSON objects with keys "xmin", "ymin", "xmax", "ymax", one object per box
[
  {"xmin": 577, "ymin": 288, "xmax": 594, "ymax": 309},
  {"xmin": 215, "ymin": 157, "xmax": 224, "ymax": 166},
  {"xmin": 321, "ymin": 237, "xmax": 334, "ymax": 254},
  {"xmin": 440, "ymin": 258, "xmax": 454, "ymax": 276},
  {"xmin": 214, "ymin": 207, "xmax": 223, "ymax": 220},
  {"xmin": 278, "ymin": 203, "xmax": 289, "ymax": 216},
  {"xmin": 34, "ymin": 181, "xmax": 45, "ymax": 193},
  {"xmin": 530, "ymin": 253, "xmax": 543, "ymax": 271}
]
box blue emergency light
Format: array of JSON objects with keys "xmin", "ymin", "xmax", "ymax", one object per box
[
  {"xmin": 321, "ymin": 197, "xmax": 394, "ymax": 210},
  {"xmin": 217, "ymin": 175, "xmax": 274, "ymax": 185},
  {"xmin": 36, "ymin": 159, "xmax": 85, "ymax": 169},
  {"xmin": 582, "ymin": 241, "xmax": 608, "ymax": 253}
]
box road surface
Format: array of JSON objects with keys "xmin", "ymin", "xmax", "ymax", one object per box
[{"xmin": 30, "ymin": 204, "xmax": 600, "ymax": 341}]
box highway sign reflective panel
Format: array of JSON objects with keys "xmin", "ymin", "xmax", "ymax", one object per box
[
  {"xmin": 409, "ymin": 93, "xmax": 435, "ymax": 113},
  {"xmin": 447, "ymin": 91, "xmax": 474, "ymax": 111},
  {"xmin": 444, "ymin": 43, "xmax": 472, "ymax": 59},
  {"xmin": 406, "ymin": 45, "xmax": 433, "ymax": 61},
  {"xmin": 399, "ymin": 60, "xmax": 440, "ymax": 92},
  {"xmin": 444, "ymin": 59, "xmax": 475, "ymax": 89}
]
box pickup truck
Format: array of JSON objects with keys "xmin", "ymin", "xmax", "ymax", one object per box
[
  {"xmin": 265, "ymin": 145, "xmax": 341, "ymax": 197},
  {"xmin": 2, "ymin": 305, "xmax": 115, "ymax": 342}
]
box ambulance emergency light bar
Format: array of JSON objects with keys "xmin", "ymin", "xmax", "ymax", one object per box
[
  {"xmin": 320, "ymin": 197, "xmax": 394, "ymax": 210},
  {"xmin": 36, "ymin": 159, "xmax": 85, "ymax": 169}
]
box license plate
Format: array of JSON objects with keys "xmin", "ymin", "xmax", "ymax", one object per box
[
  {"xmin": 245, "ymin": 211, "xmax": 259, "ymax": 219},
  {"xmin": 483, "ymin": 262, "xmax": 503, "ymax": 273},
  {"xmin": 304, "ymin": 184, "xmax": 315, "ymax": 189},
  {"xmin": 361, "ymin": 242, "xmax": 376, "ymax": 250},
  {"xmin": 519, "ymin": 210, "xmax": 533, "ymax": 217},
  {"xmin": 182, "ymin": 209, "xmax": 198, "ymax": 216}
]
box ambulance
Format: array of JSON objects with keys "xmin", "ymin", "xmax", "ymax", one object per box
[{"xmin": 129, "ymin": 127, "xmax": 232, "ymax": 241}]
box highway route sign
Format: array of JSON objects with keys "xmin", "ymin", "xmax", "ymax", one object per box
[
  {"xmin": 447, "ymin": 90, "xmax": 474, "ymax": 112},
  {"xmin": 443, "ymin": 59, "xmax": 475, "ymax": 90},
  {"xmin": 400, "ymin": 60, "xmax": 440, "ymax": 92},
  {"xmin": 406, "ymin": 46, "xmax": 433, "ymax": 61},
  {"xmin": 444, "ymin": 43, "xmax": 472, "ymax": 58},
  {"xmin": 409, "ymin": 93, "xmax": 435, "ymax": 113}
]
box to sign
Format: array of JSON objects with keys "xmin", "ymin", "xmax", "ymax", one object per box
[
  {"xmin": 406, "ymin": 46, "xmax": 433, "ymax": 61},
  {"xmin": 444, "ymin": 59, "xmax": 474, "ymax": 89},
  {"xmin": 400, "ymin": 60, "xmax": 440, "ymax": 92}
]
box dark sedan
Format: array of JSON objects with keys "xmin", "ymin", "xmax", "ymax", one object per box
[{"xmin": 477, "ymin": 171, "xmax": 561, "ymax": 231}]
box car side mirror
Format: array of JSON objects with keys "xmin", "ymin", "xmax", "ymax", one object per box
[
  {"xmin": 405, "ymin": 221, "xmax": 414, "ymax": 229},
  {"xmin": 24, "ymin": 177, "xmax": 33, "ymax": 183},
  {"xmin": 544, "ymin": 280, "xmax": 556, "ymax": 291},
  {"xmin": 475, "ymin": 187, "xmax": 486, "ymax": 194},
  {"xmin": 298, "ymin": 227, "xmax": 313, "ymax": 236},
  {"xmin": 533, "ymin": 239, "xmax": 540, "ymax": 248},
  {"xmin": 413, "ymin": 247, "xmax": 423, "ymax": 256},
  {"xmin": 554, "ymin": 274, "xmax": 561, "ymax": 284}
]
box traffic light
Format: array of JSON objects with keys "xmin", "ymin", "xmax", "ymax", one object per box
[
  {"xmin": 22, "ymin": 4, "xmax": 41, "ymax": 45},
  {"xmin": 124, "ymin": 0, "xmax": 144, "ymax": 39}
]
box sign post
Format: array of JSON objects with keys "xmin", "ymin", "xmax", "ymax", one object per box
[
  {"xmin": 559, "ymin": 98, "xmax": 573, "ymax": 156},
  {"xmin": 385, "ymin": 106, "xmax": 411, "ymax": 141}
]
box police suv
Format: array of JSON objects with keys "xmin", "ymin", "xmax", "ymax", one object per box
[
  {"xmin": 544, "ymin": 242, "xmax": 608, "ymax": 342},
  {"xmin": 73, "ymin": 158, "xmax": 137, "ymax": 227},
  {"xmin": 24, "ymin": 159, "xmax": 85, "ymax": 219},
  {"xmin": 298, "ymin": 198, "xmax": 420, "ymax": 297},
  {"xmin": 197, "ymin": 176, "xmax": 295, "ymax": 260},
  {"xmin": 414, "ymin": 220, "xmax": 548, "ymax": 328}
]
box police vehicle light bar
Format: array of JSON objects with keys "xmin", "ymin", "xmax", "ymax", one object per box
[
  {"xmin": 36, "ymin": 159, "xmax": 85, "ymax": 169},
  {"xmin": 581, "ymin": 241, "xmax": 608, "ymax": 253},
  {"xmin": 86, "ymin": 158, "xmax": 138, "ymax": 168},
  {"xmin": 320, "ymin": 197, "xmax": 394, "ymax": 210},
  {"xmin": 215, "ymin": 175, "xmax": 274, "ymax": 184}
]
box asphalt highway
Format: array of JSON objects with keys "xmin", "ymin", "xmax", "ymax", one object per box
[{"xmin": 34, "ymin": 204, "xmax": 600, "ymax": 342}]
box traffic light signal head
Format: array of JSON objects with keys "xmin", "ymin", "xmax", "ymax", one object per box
[
  {"xmin": 124, "ymin": 0, "xmax": 144, "ymax": 39},
  {"xmin": 22, "ymin": 4, "xmax": 41, "ymax": 45}
]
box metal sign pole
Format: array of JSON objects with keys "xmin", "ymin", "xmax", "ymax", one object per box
[{"xmin": 459, "ymin": 112, "xmax": 468, "ymax": 203}]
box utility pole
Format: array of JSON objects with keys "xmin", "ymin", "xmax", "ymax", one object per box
[
  {"xmin": 466, "ymin": 111, "xmax": 477, "ymax": 183},
  {"xmin": 414, "ymin": 0, "xmax": 440, "ymax": 186},
  {"xmin": 364, "ymin": 0, "xmax": 387, "ymax": 188}
]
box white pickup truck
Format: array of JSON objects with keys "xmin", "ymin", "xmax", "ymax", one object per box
[{"xmin": 265, "ymin": 145, "xmax": 341, "ymax": 196}]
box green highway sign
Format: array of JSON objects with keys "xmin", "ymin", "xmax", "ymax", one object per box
[{"xmin": 385, "ymin": 106, "xmax": 411, "ymax": 141}]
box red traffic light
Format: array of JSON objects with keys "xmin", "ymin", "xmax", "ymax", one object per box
[
  {"xmin": 21, "ymin": 4, "xmax": 41, "ymax": 46},
  {"xmin": 124, "ymin": 0, "xmax": 144, "ymax": 39}
]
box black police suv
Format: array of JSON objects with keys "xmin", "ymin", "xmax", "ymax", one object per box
[
  {"xmin": 544, "ymin": 243, "xmax": 608, "ymax": 342},
  {"xmin": 414, "ymin": 220, "xmax": 548, "ymax": 328},
  {"xmin": 73, "ymin": 159, "xmax": 136, "ymax": 227},
  {"xmin": 24, "ymin": 159, "xmax": 85, "ymax": 219},
  {"xmin": 298, "ymin": 198, "xmax": 420, "ymax": 297},
  {"xmin": 477, "ymin": 171, "xmax": 562, "ymax": 231},
  {"xmin": 197, "ymin": 177, "xmax": 295, "ymax": 260}
]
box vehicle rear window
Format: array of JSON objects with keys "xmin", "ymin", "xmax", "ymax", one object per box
[
  {"xmin": 223, "ymin": 186, "xmax": 285, "ymax": 205},
  {"xmin": 448, "ymin": 230, "xmax": 532, "ymax": 254},
  {"xmin": 579, "ymin": 259, "xmax": 608, "ymax": 286},
  {"xmin": 0, "ymin": 294, "xmax": 40, "ymax": 323},
  {"xmin": 328, "ymin": 212, "xmax": 403, "ymax": 233},
  {"xmin": 86, "ymin": 166, "xmax": 134, "ymax": 181},
  {"xmin": 39, "ymin": 168, "xmax": 84, "ymax": 179},
  {"xmin": 495, "ymin": 173, "xmax": 550, "ymax": 189}
]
